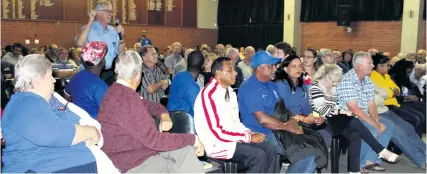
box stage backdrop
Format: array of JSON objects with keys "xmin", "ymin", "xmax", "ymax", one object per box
[{"xmin": 1, "ymin": 0, "xmax": 217, "ymax": 51}]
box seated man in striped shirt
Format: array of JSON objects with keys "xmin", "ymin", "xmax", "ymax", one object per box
[
  {"xmin": 194, "ymin": 57, "xmax": 280, "ymax": 173},
  {"xmin": 139, "ymin": 45, "xmax": 169, "ymax": 102}
]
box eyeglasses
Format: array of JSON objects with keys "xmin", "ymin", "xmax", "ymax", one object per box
[
  {"xmin": 328, "ymin": 75, "xmax": 339, "ymax": 85},
  {"xmin": 98, "ymin": 9, "xmax": 113, "ymax": 14}
]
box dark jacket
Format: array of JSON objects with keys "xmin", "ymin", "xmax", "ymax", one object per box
[
  {"xmin": 272, "ymin": 99, "xmax": 328, "ymax": 169},
  {"xmin": 232, "ymin": 65, "xmax": 244, "ymax": 89}
]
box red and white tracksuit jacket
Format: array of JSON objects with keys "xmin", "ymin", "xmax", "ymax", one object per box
[{"xmin": 194, "ymin": 79, "xmax": 251, "ymax": 160}]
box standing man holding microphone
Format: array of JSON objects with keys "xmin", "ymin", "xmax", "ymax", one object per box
[{"xmin": 76, "ymin": 0, "xmax": 126, "ymax": 86}]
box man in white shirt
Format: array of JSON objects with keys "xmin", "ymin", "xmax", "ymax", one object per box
[
  {"xmin": 238, "ymin": 46, "xmax": 255, "ymax": 80},
  {"xmin": 194, "ymin": 57, "xmax": 280, "ymax": 173}
]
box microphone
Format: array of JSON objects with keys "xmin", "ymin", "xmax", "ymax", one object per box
[{"xmin": 115, "ymin": 19, "xmax": 123, "ymax": 40}]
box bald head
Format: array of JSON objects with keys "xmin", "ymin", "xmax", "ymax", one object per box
[{"xmin": 171, "ymin": 42, "xmax": 182, "ymax": 55}]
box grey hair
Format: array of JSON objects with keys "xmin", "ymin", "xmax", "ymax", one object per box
[
  {"xmin": 406, "ymin": 53, "xmax": 416, "ymax": 59},
  {"xmin": 115, "ymin": 51, "xmax": 143, "ymax": 80},
  {"xmin": 318, "ymin": 48, "xmax": 332, "ymax": 58},
  {"xmin": 226, "ymin": 48, "xmax": 239, "ymax": 58},
  {"xmin": 312, "ymin": 64, "xmax": 343, "ymax": 82},
  {"xmin": 14, "ymin": 54, "xmax": 52, "ymax": 92},
  {"xmin": 352, "ymin": 51, "xmax": 371, "ymax": 69},
  {"xmin": 244, "ymin": 46, "xmax": 255, "ymax": 55},
  {"xmin": 94, "ymin": 0, "xmax": 111, "ymax": 10},
  {"xmin": 266, "ymin": 45, "xmax": 275, "ymax": 55}
]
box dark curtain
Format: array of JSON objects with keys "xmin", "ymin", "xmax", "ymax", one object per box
[
  {"xmin": 423, "ymin": 1, "xmax": 425, "ymax": 20},
  {"xmin": 301, "ymin": 0, "xmax": 403, "ymax": 22},
  {"xmin": 218, "ymin": 0, "xmax": 283, "ymax": 50}
]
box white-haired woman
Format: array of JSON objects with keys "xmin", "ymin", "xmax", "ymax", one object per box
[
  {"xmin": 309, "ymin": 64, "xmax": 400, "ymax": 173},
  {"xmin": 1, "ymin": 54, "xmax": 100, "ymax": 173}
]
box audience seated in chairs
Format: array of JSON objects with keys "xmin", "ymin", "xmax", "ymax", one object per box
[
  {"xmin": 310, "ymin": 64, "xmax": 400, "ymax": 173},
  {"xmin": 386, "ymin": 59, "xmax": 426, "ymax": 136},
  {"xmin": 96, "ymin": 51, "xmax": 204, "ymax": 173},
  {"xmin": 194, "ymin": 57, "xmax": 280, "ymax": 173},
  {"xmin": 65, "ymin": 41, "xmax": 109, "ymax": 119},
  {"xmin": 370, "ymin": 53, "xmax": 426, "ymax": 167},
  {"xmin": 167, "ymin": 51, "xmax": 205, "ymax": 116},
  {"xmin": 336, "ymin": 52, "xmax": 400, "ymax": 172},
  {"xmin": 2, "ymin": 55, "xmax": 100, "ymax": 173},
  {"xmin": 238, "ymin": 51, "xmax": 321, "ymax": 173}
]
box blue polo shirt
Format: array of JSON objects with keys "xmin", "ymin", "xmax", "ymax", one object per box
[
  {"xmin": 1, "ymin": 92, "xmax": 95, "ymax": 172},
  {"xmin": 65, "ymin": 70, "xmax": 108, "ymax": 118},
  {"xmin": 275, "ymin": 79, "xmax": 312, "ymax": 116},
  {"xmin": 87, "ymin": 21, "xmax": 119, "ymax": 70},
  {"xmin": 167, "ymin": 71, "xmax": 200, "ymax": 116},
  {"xmin": 137, "ymin": 37, "xmax": 153, "ymax": 46},
  {"xmin": 238, "ymin": 75, "xmax": 280, "ymax": 135}
]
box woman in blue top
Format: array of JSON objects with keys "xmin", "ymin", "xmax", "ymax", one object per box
[
  {"xmin": 1, "ymin": 54, "xmax": 100, "ymax": 173},
  {"xmin": 273, "ymin": 55, "xmax": 331, "ymax": 146}
]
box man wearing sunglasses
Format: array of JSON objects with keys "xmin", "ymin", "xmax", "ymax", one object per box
[{"xmin": 76, "ymin": 0, "xmax": 126, "ymax": 86}]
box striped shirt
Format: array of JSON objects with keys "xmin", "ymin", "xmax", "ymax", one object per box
[
  {"xmin": 309, "ymin": 81, "xmax": 338, "ymax": 118},
  {"xmin": 139, "ymin": 63, "xmax": 169, "ymax": 103}
]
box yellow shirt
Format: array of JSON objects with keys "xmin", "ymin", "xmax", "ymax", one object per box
[{"xmin": 370, "ymin": 70, "xmax": 400, "ymax": 107}]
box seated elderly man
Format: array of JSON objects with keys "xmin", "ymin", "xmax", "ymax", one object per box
[
  {"xmin": 173, "ymin": 48, "xmax": 194, "ymax": 77},
  {"xmin": 194, "ymin": 57, "xmax": 279, "ymax": 173},
  {"xmin": 337, "ymin": 51, "xmax": 398, "ymax": 172},
  {"xmin": 417, "ymin": 49, "xmax": 426, "ymax": 58},
  {"xmin": 2, "ymin": 54, "xmax": 100, "ymax": 173},
  {"xmin": 139, "ymin": 45, "xmax": 169, "ymax": 103},
  {"xmin": 226, "ymin": 48, "xmax": 244, "ymax": 88},
  {"xmin": 164, "ymin": 42, "xmax": 183, "ymax": 74},
  {"xmin": 238, "ymin": 46, "xmax": 255, "ymax": 80},
  {"xmin": 97, "ymin": 51, "xmax": 204, "ymax": 173}
]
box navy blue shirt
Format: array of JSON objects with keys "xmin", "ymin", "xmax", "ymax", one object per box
[
  {"xmin": 238, "ymin": 75, "xmax": 280, "ymax": 136},
  {"xmin": 65, "ymin": 70, "xmax": 108, "ymax": 118},
  {"xmin": 167, "ymin": 71, "xmax": 200, "ymax": 116},
  {"xmin": 1, "ymin": 92, "xmax": 95, "ymax": 172},
  {"xmin": 137, "ymin": 37, "xmax": 153, "ymax": 46},
  {"xmin": 275, "ymin": 79, "xmax": 312, "ymax": 116}
]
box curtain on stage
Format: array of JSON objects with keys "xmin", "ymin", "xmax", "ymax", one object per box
[
  {"xmin": 218, "ymin": 0, "xmax": 284, "ymax": 50},
  {"xmin": 300, "ymin": 0, "xmax": 403, "ymax": 22}
]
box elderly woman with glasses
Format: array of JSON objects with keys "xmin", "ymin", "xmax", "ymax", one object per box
[
  {"xmin": 309, "ymin": 64, "xmax": 399, "ymax": 173},
  {"xmin": 1, "ymin": 54, "xmax": 101, "ymax": 173}
]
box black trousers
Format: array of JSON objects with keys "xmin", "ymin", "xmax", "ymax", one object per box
[
  {"xmin": 388, "ymin": 101, "xmax": 426, "ymax": 136},
  {"xmin": 328, "ymin": 116, "xmax": 385, "ymax": 172},
  {"xmin": 229, "ymin": 141, "xmax": 280, "ymax": 173}
]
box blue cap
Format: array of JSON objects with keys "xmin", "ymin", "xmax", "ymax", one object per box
[{"xmin": 251, "ymin": 51, "xmax": 282, "ymax": 68}]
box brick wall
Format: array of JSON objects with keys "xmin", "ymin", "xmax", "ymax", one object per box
[
  {"xmin": 301, "ymin": 21, "xmax": 402, "ymax": 56},
  {"xmin": 1, "ymin": 20, "xmax": 218, "ymax": 52}
]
